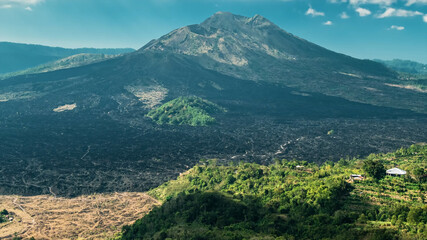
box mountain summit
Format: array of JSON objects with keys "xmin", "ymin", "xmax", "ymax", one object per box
[
  {"xmin": 143, "ymin": 13, "xmax": 389, "ymax": 71},
  {"xmin": 139, "ymin": 12, "xmax": 424, "ymax": 113},
  {"xmin": 200, "ymin": 12, "xmax": 279, "ymax": 35},
  {"xmin": 141, "ymin": 12, "xmax": 335, "ymax": 66}
]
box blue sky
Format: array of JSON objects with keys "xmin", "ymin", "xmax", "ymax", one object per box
[{"xmin": 0, "ymin": 0, "xmax": 426, "ymax": 63}]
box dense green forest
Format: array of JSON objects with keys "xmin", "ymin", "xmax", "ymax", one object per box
[
  {"xmin": 118, "ymin": 144, "xmax": 426, "ymax": 240},
  {"xmin": 147, "ymin": 96, "xmax": 226, "ymax": 126}
]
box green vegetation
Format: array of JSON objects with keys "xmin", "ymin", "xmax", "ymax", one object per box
[
  {"xmin": 147, "ymin": 96, "xmax": 226, "ymax": 126},
  {"xmin": 11, "ymin": 233, "xmax": 22, "ymax": 240},
  {"xmin": 119, "ymin": 144, "xmax": 426, "ymax": 240},
  {"xmin": 0, "ymin": 209, "xmax": 8, "ymax": 223},
  {"xmin": 363, "ymin": 159, "xmax": 386, "ymax": 180}
]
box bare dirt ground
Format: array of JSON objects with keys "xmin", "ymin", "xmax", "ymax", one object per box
[{"xmin": 0, "ymin": 192, "xmax": 159, "ymax": 240}]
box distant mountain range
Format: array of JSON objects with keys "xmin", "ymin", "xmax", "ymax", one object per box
[
  {"xmin": 0, "ymin": 41, "xmax": 134, "ymax": 74},
  {"xmin": 0, "ymin": 12, "xmax": 425, "ymax": 197},
  {"xmin": 0, "ymin": 53, "xmax": 120, "ymax": 79},
  {"xmin": 374, "ymin": 59, "xmax": 427, "ymax": 75},
  {"xmin": 374, "ymin": 59, "xmax": 427, "ymax": 92}
]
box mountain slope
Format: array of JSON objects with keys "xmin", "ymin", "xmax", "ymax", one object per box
[
  {"xmin": 0, "ymin": 53, "xmax": 119, "ymax": 79},
  {"xmin": 142, "ymin": 12, "xmax": 394, "ymax": 78},
  {"xmin": 120, "ymin": 145, "xmax": 427, "ymax": 240},
  {"xmin": 144, "ymin": 12, "xmax": 391, "ymax": 72},
  {"xmin": 375, "ymin": 59, "xmax": 427, "ymax": 75},
  {"xmin": 139, "ymin": 12, "xmax": 425, "ymax": 113},
  {"xmin": 0, "ymin": 42, "xmax": 134, "ymax": 74},
  {"xmin": 0, "ymin": 13, "xmax": 426, "ymax": 197},
  {"xmin": 373, "ymin": 59, "xmax": 427, "ymax": 92}
]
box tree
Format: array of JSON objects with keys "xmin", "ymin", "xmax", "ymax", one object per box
[
  {"xmin": 0, "ymin": 209, "xmax": 8, "ymax": 223},
  {"xmin": 391, "ymin": 215, "xmax": 397, "ymax": 225},
  {"xmin": 413, "ymin": 167, "xmax": 425, "ymax": 182},
  {"xmin": 407, "ymin": 207, "xmax": 422, "ymax": 224},
  {"xmin": 357, "ymin": 213, "xmax": 368, "ymax": 224},
  {"xmin": 363, "ymin": 159, "xmax": 386, "ymax": 180}
]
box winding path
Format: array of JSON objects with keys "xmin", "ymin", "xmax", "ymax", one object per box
[{"xmin": 12, "ymin": 197, "xmax": 36, "ymax": 236}]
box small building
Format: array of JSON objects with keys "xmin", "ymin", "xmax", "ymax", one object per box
[
  {"xmin": 386, "ymin": 168, "xmax": 407, "ymax": 176},
  {"xmin": 349, "ymin": 174, "xmax": 365, "ymax": 181}
]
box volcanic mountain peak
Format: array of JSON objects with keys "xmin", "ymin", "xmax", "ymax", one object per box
[
  {"xmin": 200, "ymin": 12, "xmax": 277, "ymax": 31},
  {"xmin": 130, "ymin": 12, "xmax": 420, "ymax": 113},
  {"xmin": 140, "ymin": 12, "xmax": 300, "ymax": 67}
]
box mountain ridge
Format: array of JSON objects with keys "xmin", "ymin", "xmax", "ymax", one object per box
[
  {"xmin": 0, "ymin": 53, "xmax": 120, "ymax": 80},
  {"xmin": 140, "ymin": 12, "xmax": 394, "ymax": 78},
  {"xmin": 0, "ymin": 41, "xmax": 135, "ymax": 74}
]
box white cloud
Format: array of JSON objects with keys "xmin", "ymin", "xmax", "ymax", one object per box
[
  {"xmin": 340, "ymin": 12, "xmax": 350, "ymax": 19},
  {"xmin": 305, "ymin": 7, "xmax": 325, "ymax": 17},
  {"xmin": 355, "ymin": 7, "xmax": 372, "ymax": 16},
  {"xmin": 0, "ymin": 0, "xmax": 44, "ymax": 4},
  {"xmin": 424, "ymin": 14, "xmax": 427, "ymax": 22},
  {"xmin": 0, "ymin": 0, "xmax": 43, "ymax": 9},
  {"xmin": 377, "ymin": 8, "xmax": 423, "ymax": 18},
  {"xmin": 349, "ymin": 0, "xmax": 396, "ymax": 5},
  {"xmin": 323, "ymin": 20, "xmax": 333, "ymax": 25},
  {"xmin": 406, "ymin": 0, "xmax": 427, "ymax": 6},
  {"xmin": 389, "ymin": 25, "xmax": 405, "ymax": 30}
]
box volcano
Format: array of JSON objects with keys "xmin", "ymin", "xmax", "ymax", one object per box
[{"xmin": 0, "ymin": 12, "xmax": 425, "ymax": 197}]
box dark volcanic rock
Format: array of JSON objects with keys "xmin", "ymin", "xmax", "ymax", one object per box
[{"xmin": 0, "ymin": 13, "xmax": 426, "ymax": 197}]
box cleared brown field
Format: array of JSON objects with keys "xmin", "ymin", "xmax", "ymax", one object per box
[{"xmin": 0, "ymin": 192, "xmax": 159, "ymax": 240}]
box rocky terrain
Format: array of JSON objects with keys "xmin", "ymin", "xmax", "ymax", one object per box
[
  {"xmin": 0, "ymin": 193, "xmax": 158, "ymax": 239},
  {"xmin": 0, "ymin": 12, "xmax": 425, "ymax": 197}
]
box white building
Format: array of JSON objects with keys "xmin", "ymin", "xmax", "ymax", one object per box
[
  {"xmin": 350, "ymin": 174, "xmax": 364, "ymax": 181},
  {"xmin": 386, "ymin": 168, "xmax": 407, "ymax": 176}
]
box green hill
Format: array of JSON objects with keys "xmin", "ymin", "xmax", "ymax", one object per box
[
  {"xmin": 0, "ymin": 53, "xmax": 117, "ymax": 79},
  {"xmin": 0, "ymin": 41, "xmax": 134, "ymax": 74},
  {"xmin": 147, "ymin": 96, "xmax": 226, "ymax": 126},
  {"xmin": 119, "ymin": 144, "xmax": 427, "ymax": 240}
]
